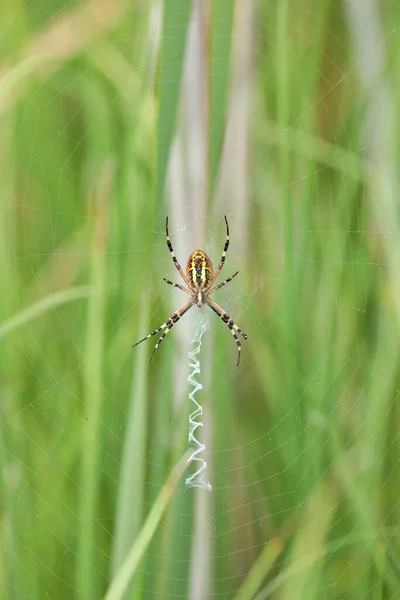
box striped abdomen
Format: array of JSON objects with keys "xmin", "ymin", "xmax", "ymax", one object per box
[{"xmin": 186, "ymin": 251, "xmax": 213, "ymax": 289}]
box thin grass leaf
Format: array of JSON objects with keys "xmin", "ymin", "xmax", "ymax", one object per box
[
  {"xmin": 76, "ymin": 99, "xmax": 114, "ymax": 597},
  {"xmin": 155, "ymin": 0, "xmax": 191, "ymax": 210},
  {"xmin": 104, "ymin": 453, "xmax": 188, "ymax": 600},
  {"xmin": 209, "ymin": 0, "xmax": 234, "ymax": 197},
  {"xmin": 0, "ymin": 287, "xmax": 92, "ymax": 340},
  {"xmin": 233, "ymin": 538, "xmax": 284, "ymax": 600},
  {"xmin": 111, "ymin": 298, "xmax": 149, "ymax": 584}
]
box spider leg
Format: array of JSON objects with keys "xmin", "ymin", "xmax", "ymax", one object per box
[
  {"xmin": 132, "ymin": 299, "xmax": 193, "ymax": 363},
  {"xmin": 149, "ymin": 300, "xmax": 194, "ymax": 363},
  {"xmin": 163, "ymin": 278, "xmax": 191, "ymax": 294},
  {"xmin": 208, "ymin": 215, "xmax": 230, "ymax": 288},
  {"xmin": 166, "ymin": 217, "xmax": 191, "ymax": 287},
  {"xmin": 206, "ymin": 298, "xmax": 247, "ymax": 367},
  {"xmin": 208, "ymin": 271, "xmax": 238, "ymax": 295}
]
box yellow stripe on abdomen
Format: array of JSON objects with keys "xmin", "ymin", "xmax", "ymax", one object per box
[
  {"xmin": 186, "ymin": 250, "xmax": 214, "ymax": 289},
  {"xmin": 201, "ymin": 260, "xmax": 207, "ymax": 284},
  {"xmin": 190, "ymin": 260, "xmax": 196, "ymax": 285}
]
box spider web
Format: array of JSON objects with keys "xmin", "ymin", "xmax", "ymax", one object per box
[{"xmin": 1, "ymin": 1, "xmax": 400, "ymax": 599}]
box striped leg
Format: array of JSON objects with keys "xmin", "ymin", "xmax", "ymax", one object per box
[
  {"xmin": 166, "ymin": 217, "xmax": 191, "ymax": 287},
  {"xmin": 208, "ymin": 271, "xmax": 238, "ymax": 295},
  {"xmin": 163, "ymin": 278, "xmax": 191, "ymax": 294},
  {"xmin": 208, "ymin": 215, "xmax": 230, "ymax": 287},
  {"xmin": 206, "ymin": 298, "xmax": 247, "ymax": 367},
  {"xmin": 132, "ymin": 299, "xmax": 193, "ymax": 363},
  {"xmin": 149, "ymin": 300, "xmax": 193, "ymax": 362}
]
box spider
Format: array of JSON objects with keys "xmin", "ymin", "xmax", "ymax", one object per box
[{"xmin": 133, "ymin": 216, "xmax": 247, "ymax": 366}]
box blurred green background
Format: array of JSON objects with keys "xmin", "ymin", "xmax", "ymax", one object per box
[{"xmin": 1, "ymin": 0, "xmax": 400, "ymax": 598}]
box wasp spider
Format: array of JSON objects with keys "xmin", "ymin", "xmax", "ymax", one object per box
[{"xmin": 133, "ymin": 216, "xmax": 247, "ymax": 366}]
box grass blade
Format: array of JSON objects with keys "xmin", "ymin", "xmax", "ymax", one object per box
[
  {"xmin": 155, "ymin": 0, "xmax": 191, "ymax": 209},
  {"xmin": 0, "ymin": 287, "xmax": 91, "ymax": 340},
  {"xmin": 104, "ymin": 453, "xmax": 188, "ymax": 600}
]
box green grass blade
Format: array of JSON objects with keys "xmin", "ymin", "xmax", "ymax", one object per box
[
  {"xmin": 155, "ymin": 0, "xmax": 191, "ymax": 210},
  {"xmin": 104, "ymin": 453, "xmax": 188, "ymax": 600},
  {"xmin": 233, "ymin": 538, "xmax": 283, "ymax": 600},
  {"xmin": 0, "ymin": 287, "xmax": 91, "ymax": 340},
  {"xmin": 76, "ymin": 214, "xmax": 108, "ymax": 600},
  {"xmin": 76, "ymin": 81, "xmax": 114, "ymax": 598},
  {"xmin": 209, "ymin": 0, "xmax": 234, "ymax": 196},
  {"xmin": 111, "ymin": 298, "xmax": 149, "ymax": 583}
]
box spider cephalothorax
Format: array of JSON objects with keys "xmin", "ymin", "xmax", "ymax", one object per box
[{"xmin": 133, "ymin": 216, "xmax": 247, "ymax": 366}]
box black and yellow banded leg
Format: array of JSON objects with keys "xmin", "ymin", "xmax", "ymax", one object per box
[
  {"xmin": 132, "ymin": 299, "xmax": 194, "ymax": 362},
  {"xmin": 149, "ymin": 300, "xmax": 193, "ymax": 363},
  {"xmin": 206, "ymin": 298, "xmax": 247, "ymax": 367},
  {"xmin": 208, "ymin": 271, "xmax": 238, "ymax": 295},
  {"xmin": 166, "ymin": 217, "xmax": 191, "ymax": 287},
  {"xmin": 208, "ymin": 215, "xmax": 230, "ymax": 288},
  {"xmin": 163, "ymin": 278, "xmax": 191, "ymax": 294}
]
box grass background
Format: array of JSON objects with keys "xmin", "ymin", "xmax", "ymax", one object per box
[{"xmin": 1, "ymin": 0, "xmax": 400, "ymax": 598}]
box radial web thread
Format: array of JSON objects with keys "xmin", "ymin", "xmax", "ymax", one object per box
[{"xmin": 185, "ymin": 312, "xmax": 212, "ymax": 492}]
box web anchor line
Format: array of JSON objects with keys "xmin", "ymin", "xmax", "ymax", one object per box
[{"xmin": 185, "ymin": 314, "xmax": 212, "ymax": 492}]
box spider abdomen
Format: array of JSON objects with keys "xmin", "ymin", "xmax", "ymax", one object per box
[{"xmin": 186, "ymin": 250, "xmax": 213, "ymax": 289}]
